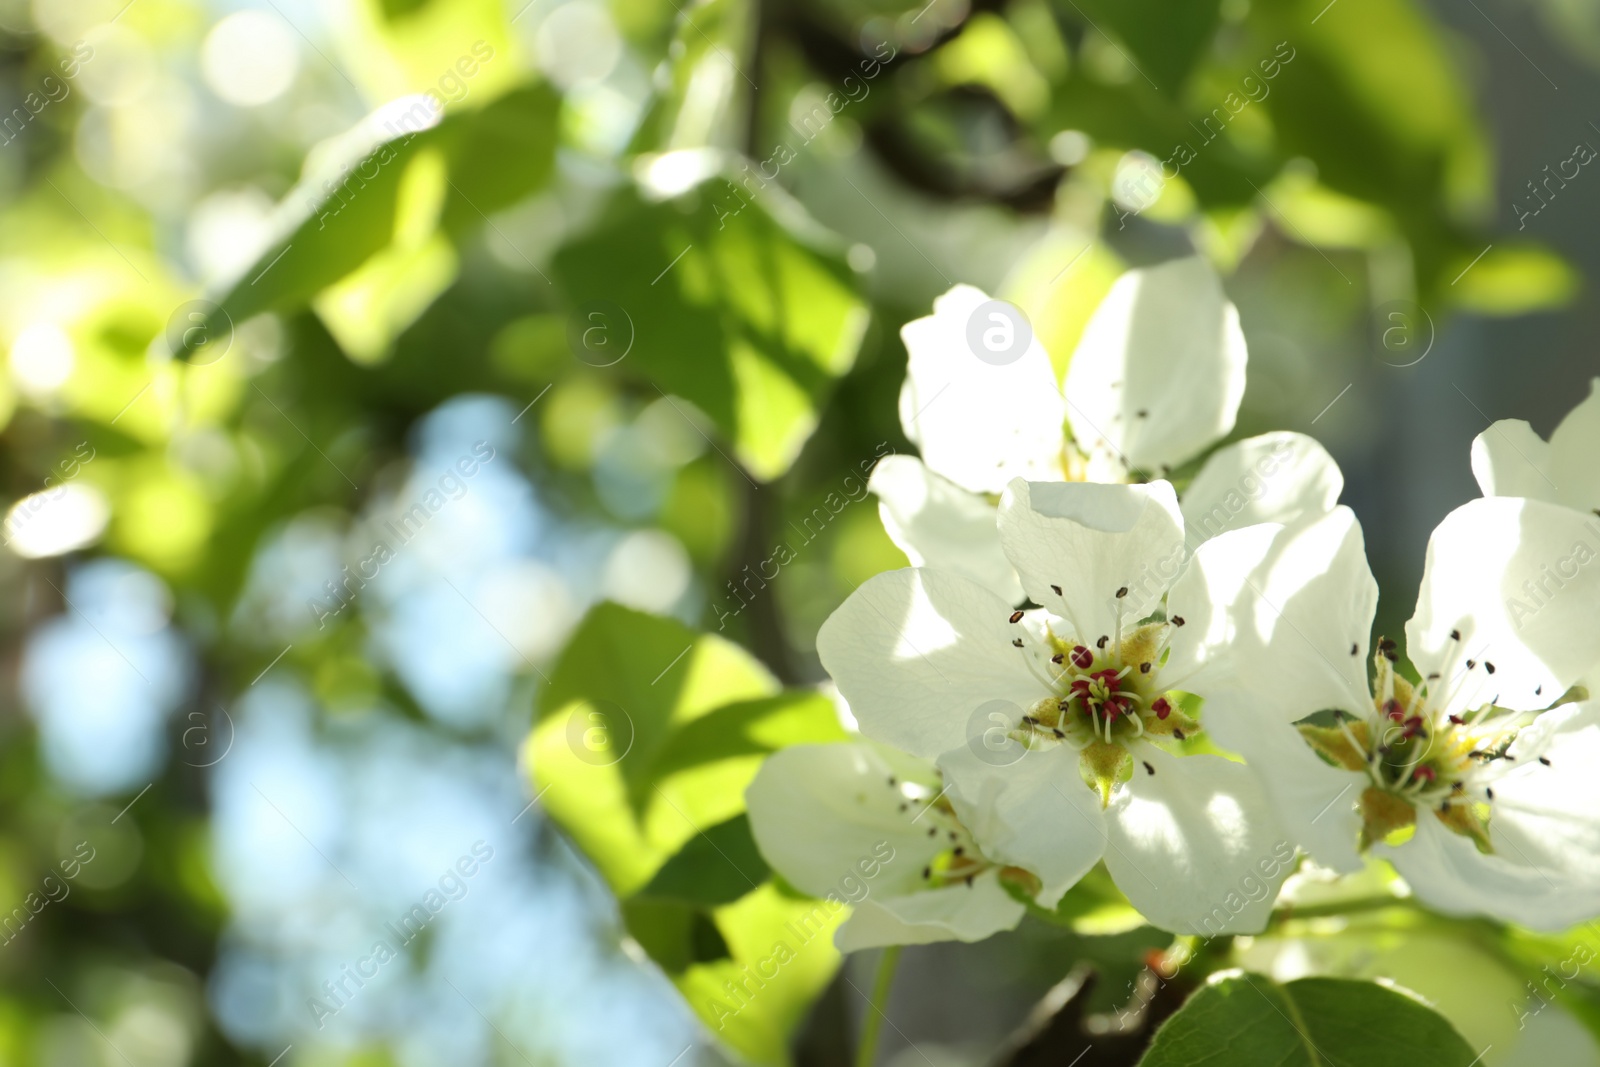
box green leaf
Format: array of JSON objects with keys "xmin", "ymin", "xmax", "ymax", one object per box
[
  {"xmin": 535, "ymin": 602, "xmax": 779, "ymax": 845},
  {"xmin": 1243, "ymin": 0, "xmax": 1495, "ymax": 303},
  {"xmin": 656, "ymin": 0, "xmax": 752, "ymax": 151},
  {"xmin": 529, "ymin": 602, "xmax": 851, "ymax": 1065},
  {"xmin": 551, "ymin": 183, "xmax": 868, "ymax": 481},
  {"xmin": 1139, "ymin": 972, "xmax": 1479, "ymax": 1066},
  {"xmin": 641, "ymin": 814, "xmax": 771, "ymax": 906},
  {"xmin": 619, "ymin": 898, "xmax": 733, "ymax": 971},
  {"xmin": 1072, "ymin": 0, "xmax": 1223, "ymax": 96},
  {"xmin": 192, "ymin": 83, "xmax": 559, "ymax": 343},
  {"xmin": 649, "ymin": 692, "xmax": 850, "ymax": 783}
]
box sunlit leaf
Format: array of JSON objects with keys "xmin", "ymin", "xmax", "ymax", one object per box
[
  {"xmin": 552, "ymin": 183, "xmax": 869, "ymax": 480},
  {"xmin": 641, "ymin": 813, "xmax": 771, "ymax": 906},
  {"xmin": 197, "ymin": 83, "xmax": 559, "ymax": 336},
  {"xmin": 529, "ymin": 602, "xmax": 850, "ymax": 1064}
]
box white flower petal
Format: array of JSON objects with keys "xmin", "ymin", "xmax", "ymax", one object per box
[
  {"xmin": 1064, "ymin": 257, "xmax": 1247, "ymax": 474},
  {"xmin": 1473, "ymin": 378, "xmax": 1600, "ymax": 514},
  {"xmin": 869, "ymin": 455, "xmax": 1021, "ymax": 604},
  {"xmin": 1201, "ymin": 706, "xmax": 1365, "ymax": 875},
  {"xmin": 834, "ymin": 869, "xmax": 1026, "ymax": 952},
  {"xmin": 1547, "ymin": 377, "xmax": 1600, "ymax": 513},
  {"xmin": 1470, "ymin": 420, "xmax": 1557, "ymax": 502},
  {"xmin": 1160, "ymin": 523, "xmax": 1281, "ymax": 698},
  {"xmin": 745, "ymin": 742, "xmax": 947, "ymax": 899},
  {"xmin": 1104, "ymin": 748, "xmax": 1290, "ymax": 934},
  {"xmin": 1181, "ymin": 432, "xmax": 1343, "ymax": 543},
  {"xmin": 1174, "ymin": 507, "xmax": 1375, "ymax": 721},
  {"xmin": 1405, "ymin": 497, "xmax": 1600, "ymax": 718},
  {"xmin": 996, "ymin": 479, "xmax": 1185, "ymax": 647},
  {"xmin": 1380, "ymin": 806, "xmax": 1599, "ymax": 932},
  {"xmin": 1490, "ymin": 701, "xmax": 1600, "ymax": 920},
  {"xmin": 938, "ymin": 742, "xmax": 1107, "ymax": 907},
  {"xmin": 898, "ymin": 284, "xmax": 1066, "ymax": 494},
  {"xmin": 817, "ymin": 568, "xmax": 1040, "ymax": 760},
  {"xmin": 1377, "ymin": 707, "xmax": 1600, "ymax": 929}
]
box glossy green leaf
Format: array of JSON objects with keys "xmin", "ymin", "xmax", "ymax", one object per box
[
  {"xmin": 529, "ymin": 602, "xmax": 850, "ymax": 1064},
  {"xmin": 620, "ymin": 898, "xmax": 733, "ymax": 971},
  {"xmin": 641, "ymin": 814, "xmax": 771, "ymax": 906},
  {"xmin": 649, "ymin": 692, "xmax": 850, "ymax": 783},
  {"xmin": 191, "ymin": 83, "xmax": 559, "ymax": 342},
  {"xmin": 1139, "ymin": 972, "xmax": 1478, "ymax": 1066},
  {"xmin": 535, "ymin": 602, "xmax": 779, "ymax": 834},
  {"xmin": 551, "ymin": 184, "xmax": 868, "ymax": 481}
]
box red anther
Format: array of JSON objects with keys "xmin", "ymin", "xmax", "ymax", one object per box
[
  {"xmin": 1093, "ymin": 668, "xmax": 1121, "ymax": 685},
  {"xmin": 1152, "ymin": 697, "xmax": 1171, "ymax": 720},
  {"xmin": 1384, "ymin": 699, "xmax": 1404, "ymax": 721},
  {"xmin": 1403, "ymin": 715, "xmax": 1424, "ymax": 738},
  {"xmin": 1447, "ymin": 714, "xmax": 1464, "ymax": 725},
  {"xmin": 1412, "ymin": 766, "xmax": 1437, "ymax": 784},
  {"xmin": 1071, "ymin": 645, "xmax": 1094, "ymax": 669}
]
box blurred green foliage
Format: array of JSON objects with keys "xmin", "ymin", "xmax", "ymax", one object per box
[{"xmin": 0, "ymin": 0, "xmax": 1589, "ymax": 1063}]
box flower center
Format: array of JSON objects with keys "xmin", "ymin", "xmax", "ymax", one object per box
[
  {"xmin": 889, "ymin": 775, "xmax": 1022, "ymax": 890},
  {"xmin": 1008, "ymin": 616, "xmax": 1200, "ymax": 805},
  {"xmin": 1299, "ymin": 638, "xmax": 1533, "ymax": 853}
]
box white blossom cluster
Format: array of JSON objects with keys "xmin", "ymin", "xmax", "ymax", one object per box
[{"xmin": 745, "ymin": 258, "xmax": 1600, "ymax": 949}]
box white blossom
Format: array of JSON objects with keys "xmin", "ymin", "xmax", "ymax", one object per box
[
  {"xmin": 745, "ymin": 741, "xmax": 1026, "ymax": 951},
  {"xmin": 873, "ymin": 257, "xmax": 1339, "ymax": 602},
  {"xmin": 818, "ymin": 478, "xmax": 1308, "ymax": 934},
  {"xmin": 1219, "ymin": 498, "xmax": 1600, "ymax": 928}
]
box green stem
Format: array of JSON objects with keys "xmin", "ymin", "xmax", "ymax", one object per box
[
  {"xmin": 1268, "ymin": 894, "xmax": 1415, "ymax": 926},
  {"xmin": 855, "ymin": 946, "xmax": 901, "ymax": 1067}
]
